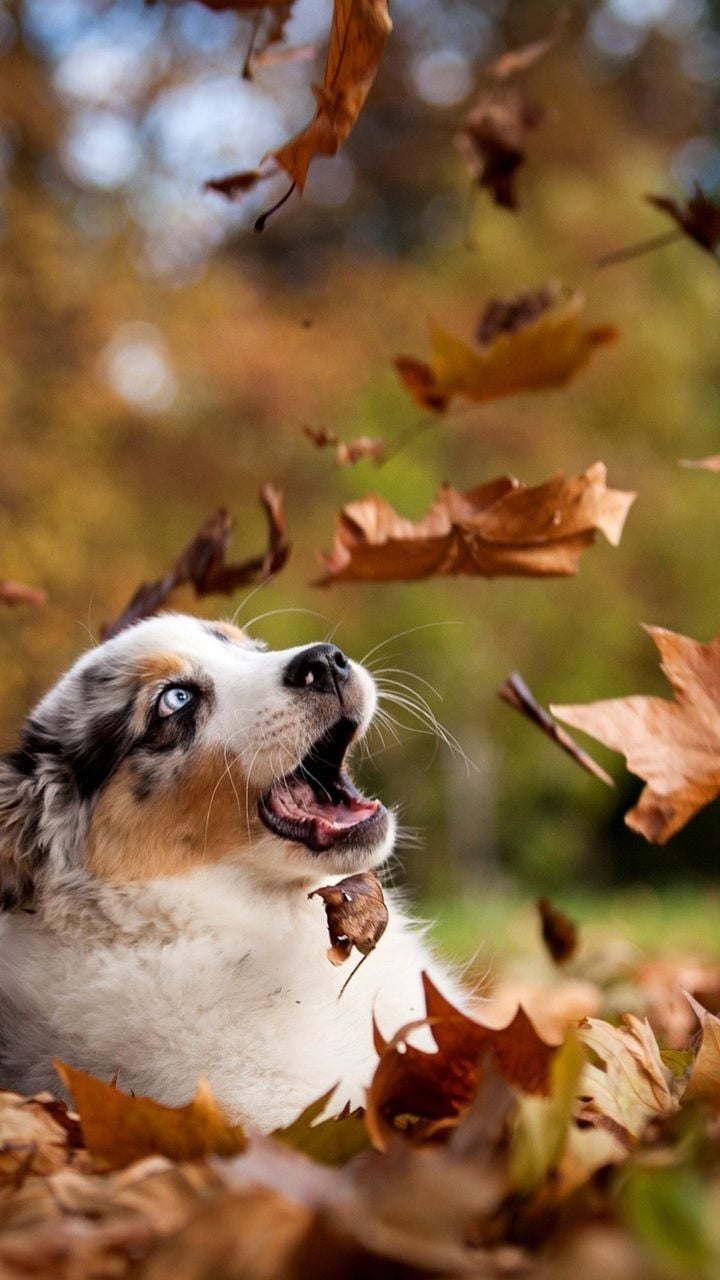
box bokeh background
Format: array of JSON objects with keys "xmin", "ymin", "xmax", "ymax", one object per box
[{"xmin": 1, "ymin": 0, "xmax": 720, "ymax": 943}]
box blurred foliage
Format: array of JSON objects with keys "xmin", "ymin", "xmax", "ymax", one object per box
[{"xmin": 1, "ymin": 0, "xmax": 720, "ymax": 892}]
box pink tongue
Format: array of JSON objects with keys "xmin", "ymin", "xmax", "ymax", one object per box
[{"xmin": 273, "ymin": 777, "xmax": 379, "ymax": 841}]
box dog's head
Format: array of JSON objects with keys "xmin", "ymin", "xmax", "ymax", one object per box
[{"xmin": 0, "ymin": 614, "xmax": 394, "ymax": 907}]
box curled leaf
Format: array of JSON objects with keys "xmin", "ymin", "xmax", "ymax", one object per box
[
  {"xmin": 484, "ymin": 9, "xmax": 568, "ymax": 80},
  {"xmin": 395, "ymin": 285, "xmax": 617, "ymax": 413},
  {"xmin": 552, "ymin": 626, "xmax": 720, "ymax": 844},
  {"xmin": 309, "ymin": 869, "xmax": 389, "ymax": 965},
  {"xmin": 206, "ymin": 0, "xmax": 392, "ymax": 215},
  {"xmin": 316, "ymin": 463, "xmax": 635, "ymax": 586},
  {"xmin": 102, "ymin": 486, "xmax": 289, "ymax": 640}
]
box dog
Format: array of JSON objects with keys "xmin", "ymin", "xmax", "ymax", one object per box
[{"xmin": 0, "ymin": 613, "xmax": 455, "ymax": 1129}]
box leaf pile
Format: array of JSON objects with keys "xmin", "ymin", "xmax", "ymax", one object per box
[
  {"xmin": 395, "ymin": 284, "xmax": 617, "ymax": 413},
  {"xmin": 6, "ymin": 942, "xmax": 720, "ymax": 1279},
  {"xmin": 316, "ymin": 462, "xmax": 635, "ymax": 586}
]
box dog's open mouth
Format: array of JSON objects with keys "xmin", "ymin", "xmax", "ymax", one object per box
[{"xmin": 258, "ymin": 717, "xmax": 387, "ymax": 853}]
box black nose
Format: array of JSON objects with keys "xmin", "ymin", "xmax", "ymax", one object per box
[{"xmin": 283, "ymin": 643, "xmax": 351, "ymax": 694}]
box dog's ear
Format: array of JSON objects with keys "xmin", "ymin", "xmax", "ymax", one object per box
[{"xmin": 0, "ymin": 752, "xmax": 47, "ymax": 910}]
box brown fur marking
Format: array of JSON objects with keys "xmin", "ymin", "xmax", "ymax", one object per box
[{"xmin": 86, "ymin": 748, "xmax": 255, "ymax": 882}]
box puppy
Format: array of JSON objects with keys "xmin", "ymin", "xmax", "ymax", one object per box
[{"xmin": 0, "ymin": 614, "xmax": 453, "ymax": 1129}]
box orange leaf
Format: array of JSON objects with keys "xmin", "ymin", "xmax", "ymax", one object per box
[
  {"xmin": 316, "ymin": 463, "xmax": 635, "ymax": 586},
  {"xmin": 552, "ymin": 626, "xmax": 720, "ymax": 843},
  {"xmin": 395, "ymin": 285, "xmax": 617, "ymax": 412},
  {"xmin": 207, "ymin": 0, "xmax": 391, "ymax": 211},
  {"xmin": 366, "ymin": 973, "xmax": 556, "ymax": 1149},
  {"xmin": 683, "ymin": 993, "xmax": 720, "ymax": 1107},
  {"xmin": 55, "ymin": 1062, "xmax": 247, "ymax": 1170}
]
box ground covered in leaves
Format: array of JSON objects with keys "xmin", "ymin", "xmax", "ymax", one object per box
[{"xmin": 3, "ymin": 901, "xmax": 720, "ymax": 1280}]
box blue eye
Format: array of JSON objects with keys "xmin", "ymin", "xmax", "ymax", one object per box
[{"xmin": 157, "ymin": 687, "xmax": 194, "ymax": 718}]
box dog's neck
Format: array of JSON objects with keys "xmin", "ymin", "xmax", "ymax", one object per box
[{"xmin": 31, "ymin": 857, "xmax": 350, "ymax": 948}]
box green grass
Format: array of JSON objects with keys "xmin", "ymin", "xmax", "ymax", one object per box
[{"xmin": 422, "ymin": 886, "xmax": 720, "ymax": 968}]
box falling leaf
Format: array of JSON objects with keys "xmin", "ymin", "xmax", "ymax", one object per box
[
  {"xmin": 455, "ymin": 88, "xmax": 545, "ymax": 210},
  {"xmin": 552, "ymin": 626, "xmax": 720, "ymax": 844},
  {"xmin": 302, "ymin": 424, "xmax": 385, "ymax": 466},
  {"xmin": 499, "ymin": 671, "xmax": 615, "ymax": 788},
  {"xmin": 308, "ymin": 869, "xmax": 388, "ymax": 964},
  {"xmin": 316, "ymin": 463, "xmax": 635, "ymax": 586},
  {"xmin": 101, "ymin": 486, "xmax": 289, "ymax": 640},
  {"xmin": 55, "ymin": 1063, "xmax": 247, "ymax": 1170},
  {"xmin": 366, "ymin": 973, "xmax": 557, "ymax": 1149},
  {"xmin": 484, "ymin": 9, "xmax": 568, "ymax": 79},
  {"xmin": 206, "ymin": 0, "xmax": 392, "ymax": 219},
  {"xmin": 0, "ymin": 579, "xmax": 46, "ymax": 608},
  {"xmin": 577, "ymin": 1016, "xmax": 677, "ymax": 1145},
  {"xmin": 680, "ymin": 455, "xmax": 720, "ymax": 471},
  {"xmin": 170, "ymin": 0, "xmax": 295, "ymax": 68},
  {"xmin": 647, "ymin": 185, "xmax": 720, "ymax": 255},
  {"xmin": 682, "ymin": 993, "xmax": 720, "ymax": 1107},
  {"xmin": 395, "ymin": 285, "xmax": 617, "ymax": 412},
  {"xmin": 536, "ymin": 897, "xmax": 579, "ymax": 966}
]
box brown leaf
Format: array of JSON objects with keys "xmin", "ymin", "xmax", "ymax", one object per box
[
  {"xmin": 55, "ymin": 1063, "xmax": 247, "ymax": 1170},
  {"xmin": 302, "ymin": 424, "xmax": 385, "ymax": 466},
  {"xmin": 316, "ymin": 463, "xmax": 635, "ymax": 586},
  {"xmin": 309, "ymin": 869, "xmax": 388, "ymax": 965},
  {"xmin": 0, "ymin": 579, "xmax": 46, "ymax": 608},
  {"xmin": 577, "ymin": 1016, "xmax": 676, "ymax": 1144},
  {"xmin": 499, "ymin": 671, "xmax": 615, "ymax": 787},
  {"xmin": 366, "ymin": 973, "xmax": 556, "ymax": 1149},
  {"xmin": 647, "ymin": 184, "xmax": 720, "ymax": 255},
  {"xmin": 207, "ymin": 0, "xmax": 391, "ymax": 215},
  {"xmin": 455, "ymin": 88, "xmax": 544, "ymax": 209},
  {"xmin": 395, "ymin": 285, "xmax": 617, "ymax": 412},
  {"xmin": 682, "ymin": 993, "xmax": 720, "ymax": 1107},
  {"xmin": 552, "ymin": 626, "xmax": 720, "ymax": 844},
  {"xmin": 536, "ymin": 897, "xmax": 579, "ymax": 966},
  {"xmin": 484, "ymin": 9, "xmax": 569, "ymax": 79},
  {"xmin": 101, "ymin": 486, "xmax": 289, "ymax": 640},
  {"xmin": 680, "ymin": 455, "xmax": 720, "ymax": 471}
]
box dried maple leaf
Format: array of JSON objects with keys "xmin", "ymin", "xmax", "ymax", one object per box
[
  {"xmin": 309, "ymin": 869, "xmax": 388, "ymax": 964},
  {"xmin": 0, "ymin": 1090, "xmax": 85, "ymax": 1184},
  {"xmin": 102, "ymin": 486, "xmax": 289, "ymax": 640},
  {"xmin": 302, "ymin": 424, "xmax": 385, "ymax": 466},
  {"xmin": 537, "ymin": 897, "xmax": 578, "ymax": 966},
  {"xmin": 552, "ymin": 626, "xmax": 720, "ymax": 844},
  {"xmin": 577, "ymin": 1016, "xmax": 677, "ymax": 1145},
  {"xmin": 0, "ymin": 579, "xmax": 46, "ymax": 608},
  {"xmin": 499, "ymin": 671, "xmax": 615, "ymax": 788},
  {"xmin": 365, "ymin": 973, "xmax": 556, "ymax": 1149},
  {"xmin": 647, "ymin": 185, "xmax": 720, "ymax": 255},
  {"xmin": 316, "ymin": 463, "xmax": 635, "ymax": 586},
  {"xmin": 55, "ymin": 1062, "xmax": 247, "ymax": 1170},
  {"xmin": 455, "ymin": 88, "xmax": 544, "ymax": 210},
  {"xmin": 206, "ymin": 0, "xmax": 391, "ymax": 222},
  {"xmin": 395, "ymin": 284, "xmax": 617, "ymax": 413}
]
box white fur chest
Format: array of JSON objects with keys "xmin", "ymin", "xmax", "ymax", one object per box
[{"xmin": 0, "ymin": 863, "xmax": 438, "ymax": 1130}]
